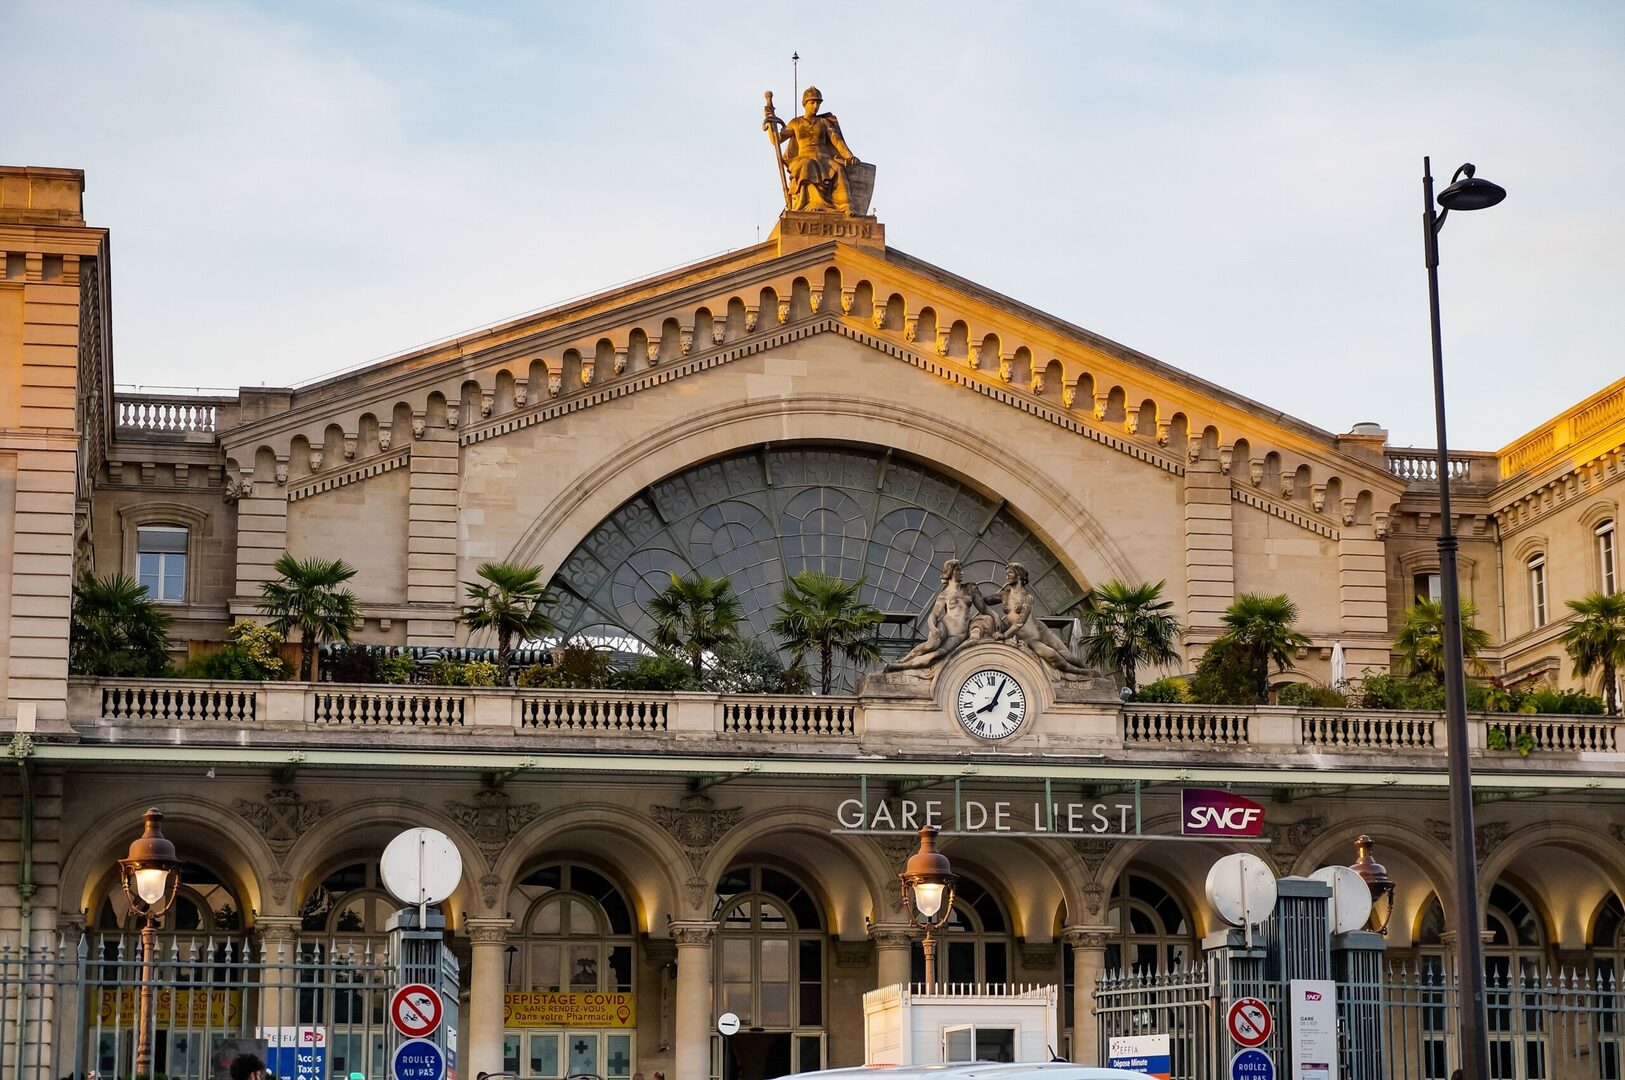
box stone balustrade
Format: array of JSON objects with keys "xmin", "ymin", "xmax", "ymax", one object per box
[
  {"xmin": 1383, "ymin": 449, "xmax": 1496, "ymax": 486},
  {"xmin": 55, "ymin": 678, "xmax": 1625, "ymax": 760},
  {"xmin": 114, "ymin": 394, "xmax": 232, "ymax": 435}
]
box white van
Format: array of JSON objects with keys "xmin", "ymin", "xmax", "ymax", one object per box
[{"xmin": 793, "ymin": 1066, "xmax": 1155, "ymax": 1078}]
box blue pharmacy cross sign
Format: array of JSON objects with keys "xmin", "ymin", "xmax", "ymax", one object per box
[
  {"xmin": 1230, "ymin": 1048, "xmax": 1275, "ymax": 1080},
  {"xmin": 393, "ymin": 1038, "xmax": 446, "ymax": 1080}
]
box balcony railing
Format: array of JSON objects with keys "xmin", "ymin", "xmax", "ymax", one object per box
[
  {"xmin": 60, "ymin": 678, "xmax": 1625, "ymax": 761},
  {"xmin": 114, "ymin": 394, "xmax": 234, "ymax": 435},
  {"xmin": 1384, "ymin": 450, "xmax": 1494, "ymax": 485}
]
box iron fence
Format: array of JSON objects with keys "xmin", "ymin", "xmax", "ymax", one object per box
[
  {"xmin": 1, "ymin": 934, "xmax": 398, "ymax": 1080},
  {"xmin": 1096, "ymin": 959, "xmax": 1625, "ymax": 1080}
]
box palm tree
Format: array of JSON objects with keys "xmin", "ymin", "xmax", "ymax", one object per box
[
  {"xmin": 257, "ymin": 553, "xmax": 361, "ymax": 680},
  {"xmin": 1393, "ymin": 598, "xmax": 1492, "ymax": 681},
  {"xmin": 1078, "ymin": 579, "xmax": 1183, "ymax": 694},
  {"xmin": 769, "ymin": 570, "xmax": 885, "ymax": 694},
  {"xmin": 1214, "ymin": 592, "xmax": 1311, "ymax": 703},
  {"xmin": 460, "ymin": 562, "xmax": 556, "ymax": 681},
  {"xmin": 69, "ymin": 573, "xmax": 173, "ymax": 676},
  {"xmin": 648, "ymin": 572, "xmax": 742, "ymax": 680},
  {"xmin": 1562, "ymin": 592, "xmax": 1625, "ymax": 715}
]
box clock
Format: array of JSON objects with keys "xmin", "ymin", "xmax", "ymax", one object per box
[{"xmin": 954, "ymin": 668, "xmax": 1028, "ymax": 740}]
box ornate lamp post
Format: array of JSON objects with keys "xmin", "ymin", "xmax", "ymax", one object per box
[
  {"xmin": 1350, "ymin": 834, "xmax": 1397, "ymax": 935},
  {"xmin": 1422, "ymin": 156, "xmax": 1505, "ymax": 1080},
  {"xmin": 119, "ymin": 808, "xmax": 181, "ymax": 1078},
  {"xmin": 898, "ymin": 825, "xmax": 957, "ymax": 990}
]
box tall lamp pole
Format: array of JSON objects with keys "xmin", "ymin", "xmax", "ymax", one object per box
[
  {"xmin": 898, "ymin": 825, "xmax": 957, "ymax": 990},
  {"xmin": 1422, "ymin": 155, "xmax": 1505, "ymax": 1080},
  {"xmin": 119, "ymin": 808, "xmax": 181, "ymax": 1079}
]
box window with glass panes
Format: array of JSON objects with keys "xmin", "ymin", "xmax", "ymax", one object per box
[
  {"xmin": 1103, "ymin": 873, "xmax": 1193, "ymax": 973},
  {"xmin": 136, "ymin": 525, "xmax": 188, "ymax": 602},
  {"xmin": 1414, "ymin": 572, "xmax": 1442, "ymax": 605},
  {"xmin": 1600, "ymin": 521, "xmax": 1618, "ymax": 595},
  {"xmin": 910, "ymin": 877, "xmax": 1010, "ymax": 986},
  {"xmin": 1591, "ymin": 895, "xmax": 1625, "ymax": 1080},
  {"xmin": 713, "ymin": 866, "xmax": 825, "ymax": 1043},
  {"xmin": 506, "ymin": 864, "xmax": 635, "ymax": 993},
  {"xmin": 295, "ymin": 860, "xmax": 405, "ymax": 1069},
  {"xmin": 1528, "ymin": 554, "xmax": 1548, "ymax": 628}
]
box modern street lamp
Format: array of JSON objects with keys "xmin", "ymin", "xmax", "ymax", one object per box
[
  {"xmin": 898, "ymin": 825, "xmax": 957, "ymax": 990},
  {"xmin": 119, "ymin": 808, "xmax": 181, "ymax": 1078},
  {"xmin": 1349, "ymin": 834, "xmax": 1397, "ymax": 935},
  {"xmin": 1422, "ymin": 156, "xmax": 1505, "ymax": 1080}
]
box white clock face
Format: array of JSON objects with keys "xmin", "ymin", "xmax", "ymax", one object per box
[{"xmin": 955, "ymin": 669, "xmax": 1027, "ymax": 740}]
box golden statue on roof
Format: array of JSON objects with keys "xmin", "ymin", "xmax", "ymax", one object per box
[{"xmin": 763, "ymin": 87, "xmax": 874, "ymax": 216}]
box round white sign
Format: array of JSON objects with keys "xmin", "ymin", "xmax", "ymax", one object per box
[
  {"xmin": 717, "ymin": 1012, "xmax": 741, "ymax": 1037},
  {"xmin": 381, "ymin": 828, "xmax": 463, "ymax": 907}
]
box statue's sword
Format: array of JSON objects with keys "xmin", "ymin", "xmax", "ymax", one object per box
[{"xmin": 763, "ymin": 91, "xmax": 791, "ymax": 211}]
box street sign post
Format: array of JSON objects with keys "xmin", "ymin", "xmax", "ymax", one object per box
[
  {"xmin": 391, "ymin": 984, "xmax": 444, "ymax": 1040},
  {"xmin": 1231, "ymin": 1048, "xmax": 1275, "ymax": 1080},
  {"xmin": 391, "ymin": 1038, "xmax": 446, "ymax": 1080},
  {"xmin": 1227, "ymin": 997, "xmax": 1273, "ymax": 1049}
]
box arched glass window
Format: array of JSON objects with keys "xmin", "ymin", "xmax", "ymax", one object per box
[
  {"xmin": 1104, "ymin": 873, "xmax": 1193, "ymax": 974},
  {"xmin": 910, "ymin": 877, "xmax": 1011, "ymax": 987},
  {"xmin": 506, "ymin": 863, "xmax": 635, "ymax": 993},
  {"xmin": 299, "ymin": 862, "xmax": 400, "ymax": 938},
  {"xmin": 295, "ymin": 862, "xmax": 400, "ymax": 1048},
  {"xmin": 712, "ymin": 865, "xmax": 825, "ymax": 1073},
  {"xmin": 1591, "ymin": 895, "xmax": 1625, "ymax": 1079}
]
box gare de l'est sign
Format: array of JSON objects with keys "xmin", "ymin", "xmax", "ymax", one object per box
[{"xmin": 833, "ymin": 786, "xmax": 1269, "ymax": 841}]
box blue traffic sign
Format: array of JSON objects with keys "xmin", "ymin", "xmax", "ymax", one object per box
[
  {"xmin": 1231, "ymin": 1048, "xmax": 1275, "ymax": 1080},
  {"xmin": 393, "ymin": 1038, "xmax": 446, "ymax": 1080}
]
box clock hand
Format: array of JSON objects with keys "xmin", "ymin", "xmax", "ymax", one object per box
[{"xmin": 976, "ymin": 682, "xmax": 1008, "ymax": 715}]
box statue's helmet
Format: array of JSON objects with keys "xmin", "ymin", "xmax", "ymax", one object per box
[{"xmin": 802, "ymin": 86, "xmax": 823, "ymax": 105}]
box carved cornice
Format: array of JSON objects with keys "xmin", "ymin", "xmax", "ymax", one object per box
[
  {"xmin": 1427, "ymin": 818, "xmax": 1508, "ymax": 864},
  {"xmin": 1062, "ymin": 927, "xmax": 1112, "ymax": 951},
  {"xmin": 286, "ymin": 447, "xmax": 411, "ymax": 503},
  {"xmin": 670, "ymin": 922, "xmax": 717, "ymax": 947},
  {"xmin": 868, "ymin": 926, "xmax": 915, "ymax": 950},
  {"xmin": 1232, "ymin": 484, "xmax": 1340, "ymax": 540},
  {"xmin": 1259, "ymin": 817, "xmax": 1326, "ymax": 877},
  {"xmin": 465, "ymin": 917, "xmax": 515, "ymax": 945}
]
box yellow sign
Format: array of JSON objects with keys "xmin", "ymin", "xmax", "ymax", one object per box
[
  {"xmin": 504, "ymin": 991, "xmax": 636, "ymax": 1029},
  {"xmin": 97, "ymin": 988, "xmax": 242, "ymax": 1028}
]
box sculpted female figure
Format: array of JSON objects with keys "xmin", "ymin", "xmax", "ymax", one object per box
[{"xmin": 766, "ymin": 86, "xmax": 861, "ymax": 213}]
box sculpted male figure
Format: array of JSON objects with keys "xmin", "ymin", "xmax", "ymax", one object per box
[
  {"xmin": 770, "ymin": 86, "xmax": 861, "ymax": 213},
  {"xmin": 885, "ymin": 559, "xmax": 993, "ymax": 672},
  {"xmin": 995, "ymin": 562, "xmax": 1094, "ymax": 675}
]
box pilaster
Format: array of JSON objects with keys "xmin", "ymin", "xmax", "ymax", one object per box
[
  {"xmin": 1183, "ymin": 457, "xmax": 1235, "ymax": 640},
  {"xmin": 1338, "ymin": 523, "xmax": 1390, "ymax": 673},
  {"xmin": 234, "ymin": 478, "xmax": 289, "ymax": 604},
  {"xmin": 407, "ymin": 426, "xmax": 459, "ymax": 644}
]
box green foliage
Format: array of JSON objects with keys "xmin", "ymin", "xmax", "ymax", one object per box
[
  {"xmin": 515, "ymin": 643, "xmax": 613, "ymax": 689},
  {"xmin": 1133, "ymin": 677, "xmax": 1190, "ymax": 704},
  {"xmin": 178, "ymin": 646, "xmax": 273, "ymax": 681},
  {"xmin": 459, "ymin": 561, "xmax": 556, "ymax": 681},
  {"xmin": 426, "ymin": 658, "xmax": 501, "ymax": 687},
  {"xmin": 256, "ymin": 553, "xmax": 361, "ymax": 680},
  {"xmin": 378, "ymin": 654, "xmax": 418, "ymax": 684},
  {"xmin": 705, "ymin": 637, "xmax": 811, "ymax": 694},
  {"xmin": 768, "ymin": 571, "xmax": 884, "ymax": 694},
  {"xmin": 1523, "ymin": 685, "xmax": 1605, "ymax": 715},
  {"xmin": 1350, "ymin": 672, "xmax": 1446, "ymax": 710},
  {"xmin": 69, "ymin": 573, "xmax": 173, "ymax": 677},
  {"xmin": 1393, "ymin": 598, "xmax": 1492, "ymax": 680},
  {"xmin": 1079, "ymin": 579, "xmax": 1184, "ymax": 694},
  {"xmin": 609, "ymin": 653, "xmax": 697, "ymax": 691},
  {"xmin": 1277, "ymin": 682, "xmax": 1348, "ymax": 708},
  {"xmin": 1213, "ymin": 592, "xmax": 1311, "ymax": 703},
  {"xmin": 1188, "ymin": 638, "xmax": 1261, "ymax": 705},
  {"xmin": 1486, "ymin": 726, "xmax": 1537, "ymax": 756},
  {"xmin": 648, "ymin": 572, "xmax": 743, "ymax": 679},
  {"xmin": 1561, "ymin": 591, "xmax": 1625, "ymax": 716},
  {"xmin": 226, "ymin": 621, "xmax": 286, "ymax": 678}
]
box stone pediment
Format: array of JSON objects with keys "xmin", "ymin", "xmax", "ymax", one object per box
[{"xmin": 217, "ymin": 240, "xmax": 1405, "ymax": 532}]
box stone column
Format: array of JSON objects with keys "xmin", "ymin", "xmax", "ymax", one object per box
[
  {"xmin": 465, "ymin": 917, "xmax": 514, "ymax": 1078},
  {"xmin": 254, "ymin": 916, "xmax": 305, "ymax": 1031},
  {"xmin": 1063, "ymin": 926, "xmax": 1112, "ymax": 1066},
  {"xmin": 671, "ymin": 922, "xmax": 716, "ymax": 1080},
  {"xmin": 869, "ymin": 924, "xmax": 914, "ymax": 991}
]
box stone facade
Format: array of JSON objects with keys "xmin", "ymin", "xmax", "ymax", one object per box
[{"xmin": 1, "ymin": 159, "xmax": 1623, "ymax": 1080}]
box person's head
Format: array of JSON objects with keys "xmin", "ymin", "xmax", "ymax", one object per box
[
  {"xmin": 229, "ymin": 1053, "xmax": 266, "ymax": 1080},
  {"xmin": 802, "ymin": 86, "xmax": 822, "ymax": 116},
  {"xmin": 941, "ymin": 558, "xmax": 962, "ymax": 583},
  {"xmin": 1005, "ymin": 562, "xmax": 1028, "ymax": 585}
]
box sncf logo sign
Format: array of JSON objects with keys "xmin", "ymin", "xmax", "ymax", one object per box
[{"xmin": 1182, "ymin": 788, "xmax": 1267, "ymax": 837}]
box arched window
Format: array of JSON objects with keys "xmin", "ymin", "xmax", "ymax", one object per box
[
  {"xmin": 1599, "ymin": 520, "xmax": 1618, "ymax": 596},
  {"xmin": 1104, "ymin": 873, "xmax": 1193, "ymax": 973},
  {"xmin": 298, "ymin": 861, "xmax": 400, "ymax": 938},
  {"xmin": 502, "ymin": 863, "xmax": 638, "ymax": 1080},
  {"xmin": 295, "ymin": 862, "xmax": 400, "ymax": 1053},
  {"xmin": 506, "ymin": 863, "xmax": 635, "ymax": 992},
  {"xmin": 1590, "ymin": 895, "xmax": 1625, "ymax": 1078},
  {"xmin": 910, "ymin": 876, "xmax": 1011, "ymax": 987},
  {"xmin": 713, "ymin": 865, "xmax": 825, "ymax": 1074},
  {"xmin": 1528, "ymin": 554, "xmax": 1548, "ymax": 629}
]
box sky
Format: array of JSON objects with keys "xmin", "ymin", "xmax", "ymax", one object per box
[{"xmin": 9, "ymin": 0, "xmax": 1624, "ymax": 451}]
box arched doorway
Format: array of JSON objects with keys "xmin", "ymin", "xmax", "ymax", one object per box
[
  {"xmin": 712, "ymin": 864, "xmax": 826, "ymax": 1079},
  {"xmin": 502, "ymin": 862, "xmax": 638, "ymax": 1079}
]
